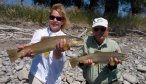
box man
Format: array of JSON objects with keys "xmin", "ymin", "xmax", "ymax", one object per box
[{"xmin": 78, "ymin": 17, "xmax": 122, "ymax": 84}]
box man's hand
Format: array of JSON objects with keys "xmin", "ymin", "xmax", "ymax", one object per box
[
  {"xmin": 109, "ymin": 57, "xmax": 121, "ymax": 66},
  {"xmin": 109, "ymin": 49, "xmax": 122, "ymax": 66},
  {"xmin": 83, "ymin": 59, "xmax": 93, "ymax": 65}
]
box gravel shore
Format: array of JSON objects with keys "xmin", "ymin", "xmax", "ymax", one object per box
[{"xmin": 0, "ymin": 25, "xmax": 146, "ymax": 84}]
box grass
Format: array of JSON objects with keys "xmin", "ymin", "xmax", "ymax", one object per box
[
  {"xmin": 0, "ymin": 4, "xmax": 146, "ymax": 36},
  {"xmin": 106, "ymin": 14, "xmax": 146, "ymax": 36},
  {"xmin": 0, "ymin": 4, "xmax": 49, "ymax": 25}
]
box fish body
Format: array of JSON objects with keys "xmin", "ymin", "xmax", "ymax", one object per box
[
  {"xmin": 7, "ymin": 35, "xmax": 84, "ymax": 63},
  {"xmin": 69, "ymin": 51, "xmax": 128, "ymax": 68}
]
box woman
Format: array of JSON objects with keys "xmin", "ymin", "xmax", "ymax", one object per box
[{"xmin": 18, "ymin": 3, "xmax": 70, "ymax": 84}]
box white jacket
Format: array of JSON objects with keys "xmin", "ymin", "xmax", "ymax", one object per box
[{"xmin": 30, "ymin": 27, "xmax": 66, "ymax": 84}]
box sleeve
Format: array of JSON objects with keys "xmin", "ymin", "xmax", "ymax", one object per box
[
  {"xmin": 49, "ymin": 51, "xmax": 66, "ymax": 62},
  {"xmin": 77, "ymin": 43, "xmax": 89, "ymax": 69},
  {"xmin": 114, "ymin": 41, "xmax": 122, "ymax": 53},
  {"xmin": 30, "ymin": 30, "xmax": 42, "ymax": 44},
  {"xmin": 107, "ymin": 42, "xmax": 121, "ymax": 71},
  {"xmin": 77, "ymin": 47, "xmax": 87, "ymax": 69},
  {"xmin": 106, "ymin": 41, "xmax": 122, "ymax": 79}
]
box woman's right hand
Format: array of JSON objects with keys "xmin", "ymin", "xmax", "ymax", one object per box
[
  {"xmin": 17, "ymin": 44, "xmax": 34, "ymax": 58},
  {"xmin": 53, "ymin": 39, "xmax": 68, "ymax": 59}
]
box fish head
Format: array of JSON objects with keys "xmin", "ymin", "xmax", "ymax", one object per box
[
  {"xmin": 68, "ymin": 37, "xmax": 84, "ymax": 47},
  {"xmin": 118, "ymin": 53, "xmax": 128, "ymax": 61}
]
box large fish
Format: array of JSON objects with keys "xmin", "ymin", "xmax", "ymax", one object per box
[
  {"xmin": 7, "ymin": 35, "xmax": 84, "ymax": 63},
  {"xmin": 69, "ymin": 51, "xmax": 128, "ymax": 68}
]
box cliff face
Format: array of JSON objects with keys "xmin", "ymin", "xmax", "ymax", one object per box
[{"xmin": 0, "ymin": 25, "xmax": 146, "ymax": 84}]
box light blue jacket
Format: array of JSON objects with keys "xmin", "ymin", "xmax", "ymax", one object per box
[{"xmin": 78, "ymin": 36, "xmax": 121, "ymax": 84}]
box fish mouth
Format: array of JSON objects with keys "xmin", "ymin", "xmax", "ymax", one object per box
[{"xmin": 71, "ymin": 40, "xmax": 84, "ymax": 46}]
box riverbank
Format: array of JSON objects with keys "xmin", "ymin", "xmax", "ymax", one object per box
[{"xmin": 0, "ymin": 25, "xmax": 146, "ymax": 83}]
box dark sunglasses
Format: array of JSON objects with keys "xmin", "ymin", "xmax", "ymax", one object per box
[
  {"xmin": 49, "ymin": 15, "xmax": 64, "ymax": 21},
  {"xmin": 93, "ymin": 26, "xmax": 106, "ymax": 32}
]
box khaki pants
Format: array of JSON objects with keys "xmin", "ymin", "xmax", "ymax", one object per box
[{"xmin": 28, "ymin": 73, "xmax": 44, "ymax": 84}]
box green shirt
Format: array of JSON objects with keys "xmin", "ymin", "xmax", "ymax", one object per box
[{"xmin": 78, "ymin": 36, "xmax": 121, "ymax": 84}]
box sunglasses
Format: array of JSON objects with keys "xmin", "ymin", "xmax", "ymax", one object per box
[
  {"xmin": 93, "ymin": 26, "xmax": 106, "ymax": 32},
  {"xmin": 49, "ymin": 15, "xmax": 64, "ymax": 21}
]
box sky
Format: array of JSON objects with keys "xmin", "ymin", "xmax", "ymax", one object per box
[{"xmin": 5, "ymin": 0, "xmax": 33, "ymax": 6}]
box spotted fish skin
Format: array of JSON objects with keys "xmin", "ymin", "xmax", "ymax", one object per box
[
  {"xmin": 69, "ymin": 51, "xmax": 128, "ymax": 68},
  {"xmin": 7, "ymin": 35, "xmax": 84, "ymax": 63}
]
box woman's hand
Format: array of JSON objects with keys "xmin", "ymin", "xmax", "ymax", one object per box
[
  {"xmin": 53, "ymin": 38, "xmax": 69, "ymax": 59},
  {"xmin": 17, "ymin": 44, "xmax": 34, "ymax": 58}
]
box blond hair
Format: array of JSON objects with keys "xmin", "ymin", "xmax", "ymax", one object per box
[{"xmin": 49, "ymin": 3, "xmax": 70, "ymax": 29}]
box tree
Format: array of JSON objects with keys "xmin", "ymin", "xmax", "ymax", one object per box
[
  {"xmin": 130, "ymin": 0, "xmax": 144, "ymax": 14},
  {"xmin": 60, "ymin": 0, "xmax": 72, "ymax": 6},
  {"xmin": 89, "ymin": 0, "xmax": 98, "ymax": 10},
  {"xmin": 33, "ymin": 0, "xmax": 49, "ymax": 6},
  {"xmin": 21, "ymin": 0, "xmax": 23, "ymax": 5},
  {"xmin": 73, "ymin": 0, "xmax": 83, "ymax": 9},
  {"xmin": 50, "ymin": 0, "xmax": 60, "ymax": 7},
  {"xmin": 104, "ymin": 0, "xmax": 118, "ymax": 15}
]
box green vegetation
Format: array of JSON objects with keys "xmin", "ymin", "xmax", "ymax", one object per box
[
  {"xmin": 0, "ymin": 4, "xmax": 49, "ymax": 25},
  {"xmin": 107, "ymin": 14, "xmax": 146, "ymax": 36},
  {"xmin": 0, "ymin": 4, "xmax": 146, "ymax": 36}
]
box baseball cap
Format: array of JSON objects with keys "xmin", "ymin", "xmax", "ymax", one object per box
[{"xmin": 92, "ymin": 17, "xmax": 108, "ymax": 28}]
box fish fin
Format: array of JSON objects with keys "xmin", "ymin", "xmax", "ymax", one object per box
[
  {"xmin": 43, "ymin": 51, "xmax": 50, "ymax": 57},
  {"xmin": 7, "ymin": 49, "xmax": 20, "ymax": 63},
  {"xmin": 78, "ymin": 28, "xmax": 87, "ymax": 38},
  {"xmin": 40, "ymin": 36, "xmax": 48, "ymax": 41},
  {"xmin": 94, "ymin": 50, "xmax": 102, "ymax": 53},
  {"xmin": 69, "ymin": 58, "xmax": 79, "ymax": 68}
]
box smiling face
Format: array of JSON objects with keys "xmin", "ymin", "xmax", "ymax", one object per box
[
  {"xmin": 49, "ymin": 10, "xmax": 64, "ymax": 32},
  {"xmin": 92, "ymin": 26, "xmax": 110, "ymax": 44}
]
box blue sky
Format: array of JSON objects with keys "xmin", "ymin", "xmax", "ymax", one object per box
[
  {"xmin": 5, "ymin": 0, "xmax": 33, "ymax": 6},
  {"xmin": 5, "ymin": 0, "xmax": 89, "ymax": 6}
]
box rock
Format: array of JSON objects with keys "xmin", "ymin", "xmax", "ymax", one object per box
[
  {"xmin": 66, "ymin": 75, "xmax": 73, "ymax": 83},
  {"xmin": 0, "ymin": 58, "xmax": 2, "ymax": 67},
  {"xmin": 2, "ymin": 60, "xmax": 10, "ymax": 66},
  {"xmin": 72, "ymin": 81, "xmax": 81, "ymax": 84},
  {"xmin": 123, "ymin": 80, "xmax": 131, "ymax": 84},
  {"xmin": 1, "ymin": 25, "xmax": 146, "ymax": 83},
  {"xmin": 123, "ymin": 73, "xmax": 137, "ymax": 83},
  {"xmin": 118, "ymin": 75, "xmax": 124, "ymax": 82},
  {"xmin": 75, "ymin": 73, "xmax": 85, "ymax": 82},
  {"xmin": 17, "ymin": 66, "xmax": 29, "ymax": 80},
  {"xmin": 137, "ymin": 64, "xmax": 146, "ymax": 72},
  {"xmin": 0, "ymin": 71, "xmax": 5, "ymax": 76},
  {"xmin": 15, "ymin": 64, "xmax": 24, "ymax": 71},
  {"xmin": 0, "ymin": 76, "xmax": 10, "ymax": 83},
  {"xmin": 134, "ymin": 60, "xmax": 139, "ymax": 64},
  {"xmin": 143, "ymin": 47, "xmax": 146, "ymax": 52}
]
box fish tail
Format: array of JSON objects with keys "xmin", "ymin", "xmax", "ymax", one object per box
[
  {"xmin": 123, "ymin": 56, "xmax": 128, "ymax": 61},
  {"xmin": 7, "ymin": 49, "xmax": 19, "ymax": 63},
  {"xmin": 69, "ymin": 58, "xmax": 79, "ymax": 68}
]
